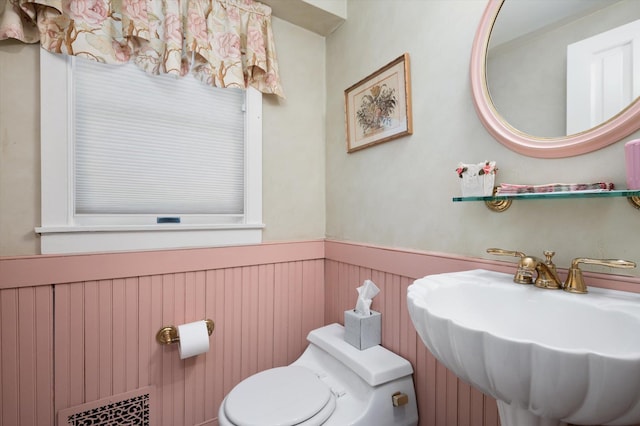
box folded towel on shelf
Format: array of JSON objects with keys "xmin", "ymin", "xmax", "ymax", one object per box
[{"xmin": 496, "ymin": 182, "xmax": 615, "ymax": 195}]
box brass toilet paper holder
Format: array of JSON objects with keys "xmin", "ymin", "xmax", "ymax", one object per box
[{"xmin": 156, "ymin": 319, "xmax": 215, "ymax": 345}]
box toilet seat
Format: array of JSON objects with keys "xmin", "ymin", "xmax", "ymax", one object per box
[{"xmin": 223, "ymin": 366, "xmax": 336, "ymax": 426}]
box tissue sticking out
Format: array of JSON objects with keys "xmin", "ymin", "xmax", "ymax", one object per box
[
  {"xmin": 355, "ymin": 280, "xmax": 380, "ymax": 316},
  {"xmin": 345, "ymin": 279, "xmax": 382, "ymax": 349}
]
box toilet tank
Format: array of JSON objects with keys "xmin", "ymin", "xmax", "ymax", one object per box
[{"xmin": 306, "ymin": 323, "xmax": 414, "ymax": 387}]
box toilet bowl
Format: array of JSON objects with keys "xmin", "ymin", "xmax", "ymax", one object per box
[{"xmin": 218, "ymin": 323, "xmax": 418, "ymax": 426}]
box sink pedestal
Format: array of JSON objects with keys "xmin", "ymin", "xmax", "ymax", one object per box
[{"xmin": 497, "ymin": 401, "xmax": 567, "ymax": 426}]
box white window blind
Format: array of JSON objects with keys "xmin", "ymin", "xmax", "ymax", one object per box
[
  {"xmin": 38, "ymin": 51, "xmax": 263, "ymax": 254},
  {"xmin": 73, "ymin": 58, "xmax": 245, "ymax": 216}
]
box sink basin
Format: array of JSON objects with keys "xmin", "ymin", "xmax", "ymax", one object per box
[{"xmin": 407, "ymin": 269, "xmax": 640, "ymax": 426}]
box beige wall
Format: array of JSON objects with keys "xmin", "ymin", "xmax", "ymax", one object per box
[
  {"xmin": 262, "ymin": 18, "xmax": 327, "ymax": 243},
  {"xmin": 325, "ymin": 0, "xmax": 640, "ymax": 275},
  {"xmin": 2, "ymin": 1, "xmax": 639, "ymax": 277},
  {"xmin": 0, "ymin": 17, "xmax": 326, "ymax": 256},
  {"xmin": 0, "ymin": 41, "xmax": 40, "ymax": 256}
]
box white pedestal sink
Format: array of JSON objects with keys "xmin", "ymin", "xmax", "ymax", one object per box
[{"xmin": 407, "ymin": 269, "xmax": 640, "ymax": 426}]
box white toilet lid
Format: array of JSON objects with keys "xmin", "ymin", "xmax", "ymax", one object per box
[{"xmin": 224, "ymin": 366, "xmax": 335, "ymax": 426}]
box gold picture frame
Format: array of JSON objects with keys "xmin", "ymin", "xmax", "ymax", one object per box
[{"xmin": 345, "ymin": 53, "xmax": 413, "ymax": 153}]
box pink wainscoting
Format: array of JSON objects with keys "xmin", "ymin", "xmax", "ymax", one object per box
[
  {"xmin": 0, "ymin": 241, "xmax": 325, "ymax": 426},
  {"xmin": 53, "ymin": 260, "xmax": 325, "ymax": 426},
  {"xmin": 1, "ymin": 239, "xmax": 640, "ymax": 426},
  {"xmin": 0, "ymin": 286, "xmax": 53, "ymax": 426}
]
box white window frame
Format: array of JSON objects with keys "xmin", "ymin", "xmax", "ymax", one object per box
[{"xmin": 37, "ymin": 51, "xmax": 263, "ymax": 254}]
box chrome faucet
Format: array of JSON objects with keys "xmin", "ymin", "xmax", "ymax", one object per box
[{"xmin": 487, "ymin": 248, "xmax": 637, "ymax": 293}]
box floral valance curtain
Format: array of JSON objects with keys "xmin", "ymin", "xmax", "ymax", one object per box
[{"xmin": 0, "ymin": 0, "xmax": 284, "ymax": 97}]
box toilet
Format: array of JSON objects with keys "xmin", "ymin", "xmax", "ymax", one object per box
[{"xmin": 218, "ymin": 323, "xmax": 419, "ymax": 426}]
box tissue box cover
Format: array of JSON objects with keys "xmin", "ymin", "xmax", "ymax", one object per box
[
  {"xmin": 344, "ymin": 309, "xmax": 381, "ymax": 350},
  {"xmin": 457, "ymin": 161, "xmax": 497, "ymax": 197}
]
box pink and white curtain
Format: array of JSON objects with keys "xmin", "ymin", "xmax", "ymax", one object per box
[{"xmin": 0, "ymin": 0, "xmax": 284, "ymax": 97}]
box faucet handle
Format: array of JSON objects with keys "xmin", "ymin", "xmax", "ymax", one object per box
[
  {"xmin": 486, "ymin": 248, "xmax": 534, "ymax": 284},
  {"xmin": 564, "ymin": 258, "xmax": 637, "ymax": 294},
  {"xmin": 486, "ymin": 248, "xmax": 526, "ymax": 258}
]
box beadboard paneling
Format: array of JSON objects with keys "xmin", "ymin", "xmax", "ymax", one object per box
[
  {"xmin": 3, "ymin": 240, "xmax": 639, "ymax": 426},
  {"xmin": 53, "ymin": 259, "xmax": 325, "ymax": 426},
  {"xmin": 0, "ymin": 242, "xmax": 324, "ymax": 426},
  {"xmin": 0, "ymin": 286, "xmax": 53, "ymax": 426},
  {"xmin": 0, "ymin": 240, "xmax": 326, "ymax": 289}
]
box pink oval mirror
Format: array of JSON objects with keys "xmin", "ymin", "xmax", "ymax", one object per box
[{"xmin": 470, "ymin": 0, "xmax": 640, "ymax": 158}]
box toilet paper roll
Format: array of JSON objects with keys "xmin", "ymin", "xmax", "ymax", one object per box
[{"xmin": 177, "ymin": 320, "xmax": 210, "ymax": 359}]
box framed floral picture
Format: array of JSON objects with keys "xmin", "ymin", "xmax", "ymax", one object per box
[{"xmin": 345, "ymin": 53, "xmax": 413, "ymax": 153}]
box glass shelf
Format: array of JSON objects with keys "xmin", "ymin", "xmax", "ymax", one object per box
[{"xmin": 453, "ymin": 190, "xmax": 640, "ymax": 212}]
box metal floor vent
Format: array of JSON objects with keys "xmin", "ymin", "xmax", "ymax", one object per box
[{"xmin": 58, "ymin": 386, "xmax": 154, "ymax": 426}]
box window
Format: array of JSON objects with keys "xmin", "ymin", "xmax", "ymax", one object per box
[{"xmin": 37, "ymin": 51, "xmax": 263, "ymax": 254}]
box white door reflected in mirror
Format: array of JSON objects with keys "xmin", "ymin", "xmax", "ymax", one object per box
[{"xmin": 567, "ymin": 19, "xmax": 640, "ymax": 135}]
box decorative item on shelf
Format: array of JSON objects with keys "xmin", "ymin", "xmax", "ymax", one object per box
[
  {"xmin": 495, "ymin": 182, "xmax": 615, "ymax": 195},
  {"xmin": 456, "ymin": 161, "xmax": 497, "ymax": 197},
  {"xmin": 626, "ymin": 139, "xmax": 640, "ymax": 190}
]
